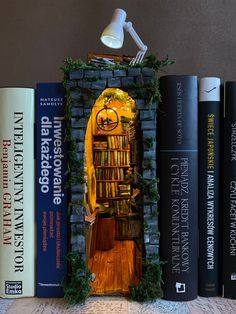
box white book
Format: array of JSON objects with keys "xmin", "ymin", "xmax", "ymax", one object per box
[{"xmin": 0, "ymin": 88, "xmax": 35, "ymax": 297}]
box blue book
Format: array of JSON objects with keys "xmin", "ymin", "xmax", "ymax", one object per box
[{"xmin": 36, "ymin": 83, "xmax": 68, "ymax": 297}]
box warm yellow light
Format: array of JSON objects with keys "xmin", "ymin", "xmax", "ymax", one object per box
[{"xmin": 91, "ymin": 88, "xmax": 136, "ymax": 135}]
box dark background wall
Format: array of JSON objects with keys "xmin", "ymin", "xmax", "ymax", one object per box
[{"xmin": 0, "ymin": 0, "xmax": 235, "ymax": 87}]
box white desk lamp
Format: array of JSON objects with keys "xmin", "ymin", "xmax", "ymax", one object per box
[{"xmin": 100, "ymin": 8, "xmax": 148, "ymax": 65}]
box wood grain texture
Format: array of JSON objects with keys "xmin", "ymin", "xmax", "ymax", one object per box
[
  {"xmin": 89, "ymin": 240, "xmax": 140, "ymax": 295},
  {"xmin": 95, "ymin": 217, "xmax": 115, "ymax": 251}
]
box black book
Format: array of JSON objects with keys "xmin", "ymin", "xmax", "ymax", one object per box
[
  {"xmin": 222, "ymin": 81, "xmax": 236, "ymax": 299},
  {"xmin": 198, "ymin": 77, "xmax": 221, "ymax": 297},
  {"xmin": 158, "ymin": 75, "xmax": 198, "ymax": 301}
]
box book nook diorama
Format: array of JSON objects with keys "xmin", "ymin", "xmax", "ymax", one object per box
[
  {"xmin": 62, "ymin": 51, "xmax": 174, "ymax": 304},
  {"xmin": 1, "ymin": 6, "xmax": 236, "ymax": 309},
  {"xmin": 59, "ymin": 8, "xmax": 173, "ymax": 304}
]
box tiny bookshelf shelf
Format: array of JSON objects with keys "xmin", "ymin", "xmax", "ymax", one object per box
[{"xmin": 93, "ymin": 132, "xmax": 141, "ymax": 239}]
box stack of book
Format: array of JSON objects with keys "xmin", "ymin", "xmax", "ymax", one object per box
[
  {"xmin": 118, "ymin": 184, "xmax": 131, "ymax": 196},
  {"xmin": 93, "ymin": 141, "xmax": 107, "ymax": 149},
  {"xmin": 0, "ymin": 83, "xmax": 68, "ymax": 299},
  {"xmin": 0, "ymin": 75, "xmax": 236, "ymax": 302},
  {"xmin": 158, "ymin": 75, "xmax": 236, "ymax": 301}
]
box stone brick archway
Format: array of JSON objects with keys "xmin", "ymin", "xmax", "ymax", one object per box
[{"xmin": 68, "ymin": 66, "xmax": 159, "ymax": 263}]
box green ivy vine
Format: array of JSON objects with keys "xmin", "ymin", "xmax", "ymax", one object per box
[
  {"xmin": 63, "ymin": 251, "xmax": 92, "ymax": 305},
  {"xmin": 129, "ymin": 254, "xmax": 164, "ymax": 302}
]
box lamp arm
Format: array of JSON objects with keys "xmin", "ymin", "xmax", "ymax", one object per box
[{"xmin": 124, "ymin": 21, "xmax": 148, "ymax": 65}]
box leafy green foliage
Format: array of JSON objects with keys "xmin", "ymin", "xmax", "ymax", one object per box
[
  {"xmin": 67, "ymin": 138, "xmax": 85, "ymax": 185},
  {"xmin": 142, "ymin": 54, "xmax": 175, "ymax": 104},
  {"xmin": 129, "ymin": 255, "xmax": 164, "ymax": 302},
  {"xmin": 63, "ymin": 93, "xmax": 84, "ymax": 187},
  {"xmin": 135, "ymin": 173, "xmax": 159, "ymax": 202},
  {"xmin": 142, "ymin": 157, "xmax": 155, "ymax": 172},
  {"xmin": 143, "ymin": 54, "xmax": 175, "ymax": 71},
  {"xmin": 62, "ymin": 54, "xmax": 175, "ymax": 78},
  {"xmin": 62, "ymin": 57, "xmax": 94, "ymax": 74},
  {"xmin": 143, "ymin": 137, "xmax": 154, "ymax": 149},
  {"xmin": 145, "ymin": 78, "xmax": 161, "ymax": 105},
  {"xmin": 143, "ymin": 178, "xmax": 160, "ymax": 202},
  {"xmin": 63, "ymin": 251, "xmax": 92, "ymax": 305}
]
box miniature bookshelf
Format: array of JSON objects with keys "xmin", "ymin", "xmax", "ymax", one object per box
[{"xmin": 93, "ymin": 133, "xmax": 141, "ymax": 240}]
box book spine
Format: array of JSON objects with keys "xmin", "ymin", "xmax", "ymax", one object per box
[
  {"xmin": 158, "ymin": 75, "xmax": 198, "ymax": 301},
  {"xmin": 36, "ymin": 83, "xmax": 68, "ymax": 297},
  {"xmin": 0, "ymin": 88, "xmax": 35, "ymax": 297},
  {"xmin": 198, "ymin": 77, "xmax": 221, "ymax": 296},
  {"xmin": 222, "ymin": 81, "xmax": 236, "ymax": 299}
]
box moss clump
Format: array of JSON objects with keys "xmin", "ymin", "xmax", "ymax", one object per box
[
  {"xmin": 129, "ymin": 256, "xmax": 164, "ymax": 302},
  {"xmin": 63, "ymin": 251, "xmax": 92, "ymax": 305}
]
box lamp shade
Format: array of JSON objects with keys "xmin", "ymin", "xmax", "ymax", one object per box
[{"xmin": 100, "ymin": 8, "xmax": 127, "ymax": 49}]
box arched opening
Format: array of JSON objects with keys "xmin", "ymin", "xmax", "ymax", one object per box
[{"xmin": 84, "ymin": 88, "xmax": 142, "ymax": 295}]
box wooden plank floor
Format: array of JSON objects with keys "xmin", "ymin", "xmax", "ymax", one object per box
[{"xmin": 89, "ymin": 240, "xmax": 140, "ymax": 295}]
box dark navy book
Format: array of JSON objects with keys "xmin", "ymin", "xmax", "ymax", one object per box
[
  {"xmin": 222, "ymin": 81, "xmax": 236, "ymax": 299},
  {"xmin": 36, "ymin": 83, "xmax": 68, "ymax": 297},
  {"xmin": 158, "ymin": 75, "xmax": 198, "ymax": 301}
]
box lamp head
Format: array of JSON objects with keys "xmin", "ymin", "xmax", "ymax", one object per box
[
  {"xmin": 100, "ymin": 8, "xmax": 127, "ymax": 49},
  {"xmin": 100, "ymin": 8, "xmax": 148, "ymax": 65}
]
